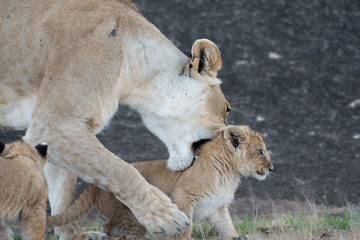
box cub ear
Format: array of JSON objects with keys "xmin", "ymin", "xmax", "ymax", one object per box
[
  {"xmin": 223, "ymin": 126, "xmax": 243, "ymax": 149},
  {"xmin": 35, "ymin": 142, "xmax": 48, "ymax": 158},
  {"xmin": 188, "ymin": 39, "xmax": 222, "ymax": 81},
  {"xmin": 0, "ymin": 141, "xmax": 5, "ymax": 154}
]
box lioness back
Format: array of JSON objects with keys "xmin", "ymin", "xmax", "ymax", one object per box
[
  {"xmin": 47, "ymin": 125, "xmax": 273, "ymax": 239},
  {"xmin": 0, "ymin": 141, "xmax": 48, "ymax": 240}
]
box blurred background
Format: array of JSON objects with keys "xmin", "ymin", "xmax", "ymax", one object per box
[{"xmin": 1, "ymin": 0, "xmax": 359, "ymax": 213}]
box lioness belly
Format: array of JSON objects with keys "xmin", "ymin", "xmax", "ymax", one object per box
[
  {"xmin": 0, "ymin": 1, "xmax": 52, "ymax": 130},
  {"xmin": 0, "ymin": 89, "xmax": 37, "ymax": 130}
]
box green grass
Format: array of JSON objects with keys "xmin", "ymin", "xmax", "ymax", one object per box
[
  {"xmin": 12, "ymin": 207, "xmax": 360, "ymax": 240},
  {"xmin": 238, "ymin": 208, "xmax": 360, "ymax": 239},
  {"xmin": 151, "ymin": 207, "xmax": 360, "ymax": 239},
  {"xmin": 12, "ymin": 234, "xmax": 20, "ymax": 240},
  {"xmin": 192, "ymin": 221, "xmax": 218, "ymax": 239}
]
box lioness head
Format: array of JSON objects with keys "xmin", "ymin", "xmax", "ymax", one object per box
[
  {"xmin": 141, "ymin": 39, "xmax": 230, "ymax": 171},
  {"xmin": 221, "ymin": 125, "xmax": 273, "ymax": 180},
  {"xmin": 0, "ymin": 140, "xmax": 48, "ymax": 165}
]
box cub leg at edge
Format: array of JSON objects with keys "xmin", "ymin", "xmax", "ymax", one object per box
[
  {"xmin": 20, "ymin": 202, "xmax": 47, "ymax": 240},
  {"xmin": 170, "ymin": 197, "xmax": 194, "ymax": 240},
  {"xmin": 0, "ymin": 225, "xmax": 12, "ymax": 240}
]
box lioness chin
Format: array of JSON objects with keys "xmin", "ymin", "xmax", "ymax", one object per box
[{"xmin": 47, "ymin": 125, "xmax": 273, "ymax": 240}]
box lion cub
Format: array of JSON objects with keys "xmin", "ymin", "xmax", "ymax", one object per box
[
  {"xmin": 0, "ymin": 140, "xmax": 48, "ymax": 240},
  {"xmin": 47, "ymin": 125, "xmax": 273, "ymax": 239}
]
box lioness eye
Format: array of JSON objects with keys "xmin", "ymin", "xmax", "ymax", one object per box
[{"xmin": 258, "ymin": 149, "xmax": 264, "ymax": 156}]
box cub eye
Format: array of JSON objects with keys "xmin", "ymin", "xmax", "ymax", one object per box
[{"xmin": 258, "ymin": 149, "xmax": 264, "ymax": 157}]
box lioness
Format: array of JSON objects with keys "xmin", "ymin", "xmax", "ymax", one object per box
[
  {"xmin": 0, "ymin": 0, "xmax": 230, "ymax": 238},
  {"xmin": 47, "ymin": 125, "xmax": 273, "ymax": 240},
  {"xmin": 0, "ymin": 141, "xmax": 48, "ymax": 240}
]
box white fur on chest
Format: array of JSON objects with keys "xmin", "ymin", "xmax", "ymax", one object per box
[
  {"xmin": 0, "ymin": 86, "xmax": 37, "ymax": 130},
  {"xmin": 192, "ymin": 177, "xmax": 239, "ymax": 222}
]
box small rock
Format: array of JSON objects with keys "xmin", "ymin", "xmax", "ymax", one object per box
[
  {"xmin": 235, "ymin": 60, "xmax": 248, "ymax": 66},
  {"xmin": 256, "ymin": 115, "xmax": 265, "ymax": 122},
  {"xmin": 349, "ymin": 99, "xmax": 360, "ymax": 108},
  {"xmin": 268, "ymin": 52, "xmax": 282, "ymax": 59}
]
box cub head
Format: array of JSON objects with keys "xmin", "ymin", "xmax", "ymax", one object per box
[
  {"xmin": 222, "ymin": 125, "xmax": 273, "ymax": 180},
  {"xmin": 0, "ymin": 140, "xmax": 48, "ymax": 166},
  {"xmin": 142, "ymin": 39, "xmax": 230, "ymax": 171}
]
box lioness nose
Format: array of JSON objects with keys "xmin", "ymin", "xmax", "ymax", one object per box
[{"xmin": 269, "ymin": 165, "xmax": 274, "ymax": 171}]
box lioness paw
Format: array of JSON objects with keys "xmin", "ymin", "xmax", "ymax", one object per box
[{"xmin": 127, "ymin": 186, "xmax": 189, "ymax": 235}]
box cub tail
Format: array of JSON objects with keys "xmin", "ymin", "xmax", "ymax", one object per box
[{"xmin": 47, "ymin": 185, "xmax": 97, "ymax": 227}]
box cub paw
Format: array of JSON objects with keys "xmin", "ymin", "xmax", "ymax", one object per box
[
  {"xmin": 73, "ymin": 231, "xmax": 109, "ymax": 240},
  {"xmin": 124, "ymin": 186, "xmax": 189, "ymax": 235}
]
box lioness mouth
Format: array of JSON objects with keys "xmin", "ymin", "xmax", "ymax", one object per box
[
  {"xmin": 191, "ymin": 139, "xmax": 211, "ymax": 152},
  {"xmin": 257, "ymin": 171, "xmax": 265, "ymax": 176},
  {"xmin": 189, "ymin": 139, "xmax": 212, "ymax": 167}
]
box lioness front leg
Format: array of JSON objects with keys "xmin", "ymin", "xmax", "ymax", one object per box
[{"xmin": 24, "ymin": 127, "xmax": 189, "ymax": 236}]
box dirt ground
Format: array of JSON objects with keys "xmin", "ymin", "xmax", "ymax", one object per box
[{"xmin": 1, "ymin": 0, "xmax": 359, "ymax": 212}]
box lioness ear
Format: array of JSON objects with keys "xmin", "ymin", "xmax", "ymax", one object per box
[
  {"xmin": 188, "ymin": 39, "xmax": 222, "ymax": 81},
  {"xmin": 223, "ymin": 127, "xmax": 243, "ymax": 149},
  {"xmin": 35, "ymin": 142, "xmax": 48, "ymax": 158},
  {"xmin": 0, "ymin": 141, "xmax": 4, "ymax": 154}
]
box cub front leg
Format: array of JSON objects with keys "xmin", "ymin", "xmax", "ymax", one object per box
[
  {"xmin": 170, "ymin": 195, "xmax": 194, "ymax": 240},
  {"xmin": 206, "ymin": 206, "xmax": 247, "ymax": 240},
  {"xmin": 21, "ymin": 202, "xmax": 47, "ymax": 240},
  {"xmin": 0, "ymin": 225, "xmax": 12, "ymax": 240}
]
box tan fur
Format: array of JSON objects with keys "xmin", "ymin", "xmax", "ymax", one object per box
[
  {"xmin": 1, "ymin": 0, "xmax": 230, "ymax": 237},
  {"xmin": 0, "ymin": 141, "xmax": 48, "ymax": 240},
  {"xmin": 47, "ymin": 125, "xmax": 273, "ymax": 240},
  {"xmin": 191, "ymin": 39, "xmax": 222, "ymax": 78}
]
